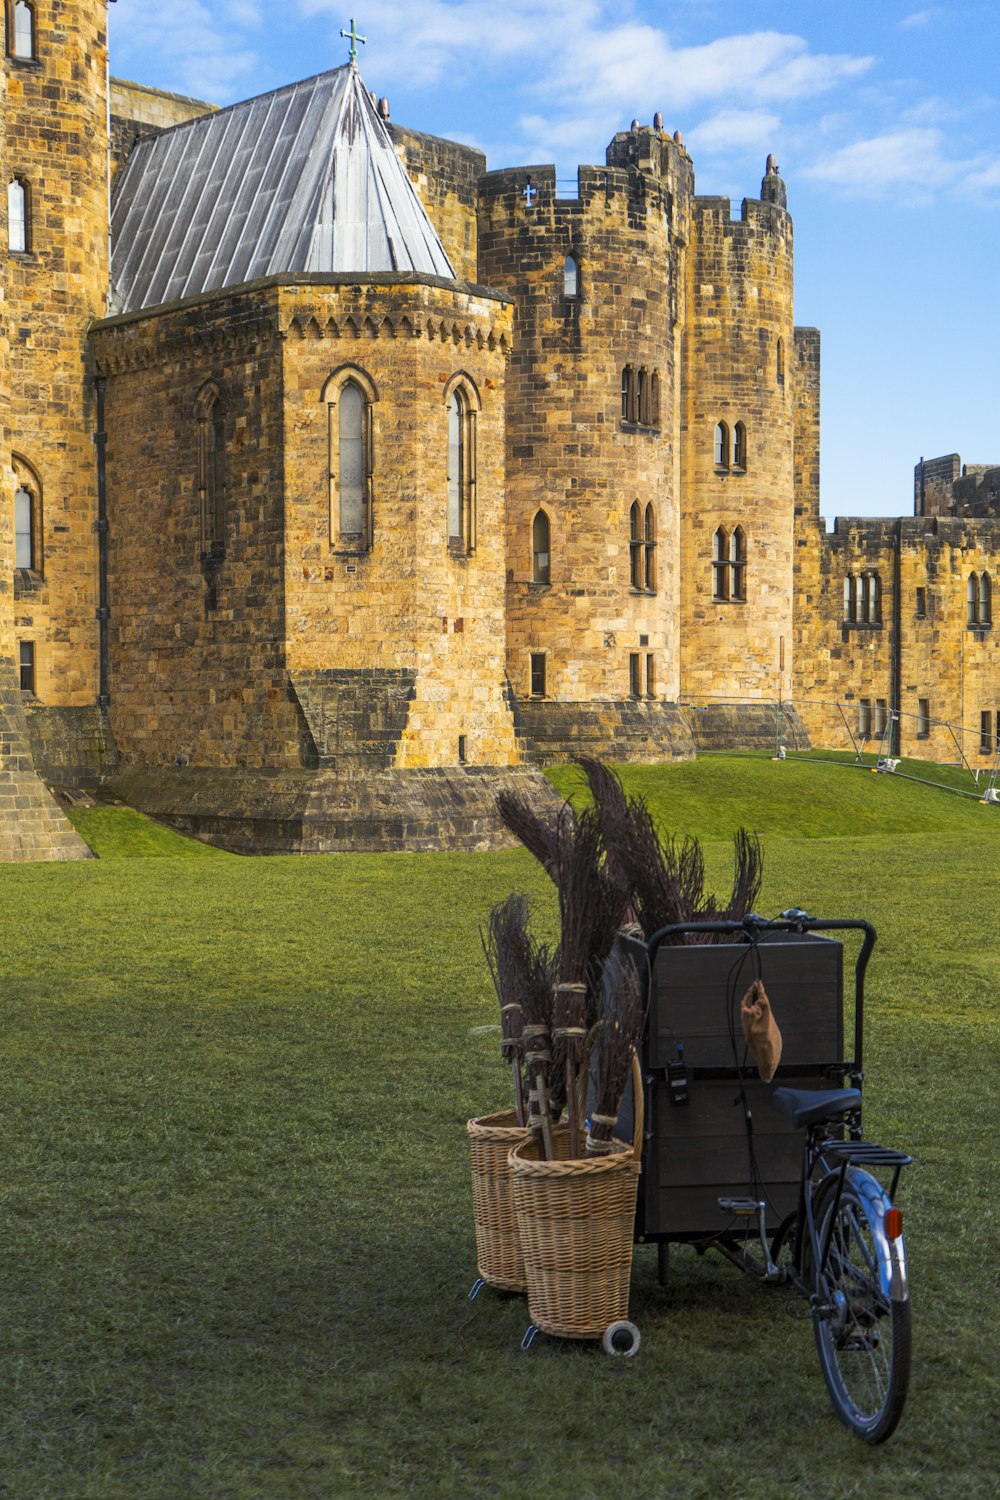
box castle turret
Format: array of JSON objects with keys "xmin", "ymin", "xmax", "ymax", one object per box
[
  {"xmin": 679, "ymin": 158, "xmax": 796, "ymax": 704},
  {"xmin": 478, "ymin": 122, "xmax": 696, "ymax": 761}
]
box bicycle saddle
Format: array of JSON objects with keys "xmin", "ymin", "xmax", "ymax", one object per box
[{"xmin": 772, "ymin": 1087, "xmax": 862, "ymax": 1128}]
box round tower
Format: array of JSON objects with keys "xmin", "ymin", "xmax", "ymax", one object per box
[
  {"xmin": 478, "ymin": 125, "xmax": 695, "ymax": 761},
  {"xmin": 679, "ymin": 159, "xmax": 796, "ymax": 705},
  {"xmin": 3, "ymin": 0, "xmax": 111, "ymax": 706}
]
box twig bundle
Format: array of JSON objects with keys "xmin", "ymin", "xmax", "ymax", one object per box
[
  {"xmin": 587, "ymin": 949, "xmax": 645, "ymax": 1156},
  {"xmin": 520, "ymin": 938, "xmax": 557, "ymax": 1159},
  {"xmin": 553, "ymin": 980, "xmax": 587, "ymax": 1157},
  {"xmin": 496, "ymin": 789, "xmax": 559, "ymax": 880},
  {"xmin": 481, "ymin": 894, "xmax": 532, "ymax": 1126}
]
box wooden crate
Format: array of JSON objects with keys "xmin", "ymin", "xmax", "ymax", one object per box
[{"xmin": 638, "ymin": 932, "xmax": 844, "ymax": 1240}]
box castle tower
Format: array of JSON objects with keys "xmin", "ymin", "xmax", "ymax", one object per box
[
  {"xmin": 679, "ymin": 160, "xmax": 796, "ymax": 705},
  {"xmin": 0, "ymin": 0, "xmax": 105, "ymax": 856},
  {"xmin": 4, "ymin": 0, "xmax": 110, "ymax": 705},
  {"xmin": 479, "ymin": 126, "xmax": 695, "ymax": 761}
]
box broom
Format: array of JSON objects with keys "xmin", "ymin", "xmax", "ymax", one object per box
[
  {"xmin": 496, "ymin": 789, "xmax": 559, "ymax": 881},
  {"xmin": 521, "ymin": 937, "xmax": 557, "ymax": 1159},
  {"xmin": 551, "ymin": 804, "xmax": 606, "ymax": 1157},
  {"xmin": 480, "ymin": 893, "xmax": 531, "ymax": 1126},
  {"xmin": 587, "ymin": 949, "xmax": 645, "ymax": 1156}
]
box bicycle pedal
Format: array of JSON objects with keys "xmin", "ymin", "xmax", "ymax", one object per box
[{"xmin": 717, "ymin": 1196, "xmax": 762, "ymax": 1216}]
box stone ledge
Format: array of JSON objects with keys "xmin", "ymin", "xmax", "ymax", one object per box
[
  {"xmin": 511, "ymin": 698, "xmax": 696, "ymax": 767},
  {"xmin": 104, "ymin": 763, "xmax": 563, "ymax": 855}
]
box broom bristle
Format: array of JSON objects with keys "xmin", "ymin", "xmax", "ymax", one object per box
[
  {"xmin": 587, "ymin": 949, "xmax": 645, "ymax": 1155},
  {"xmin": 496, "ymin": 790, "xmax": 559, "ymax": 879}
]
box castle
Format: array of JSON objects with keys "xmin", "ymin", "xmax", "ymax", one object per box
[{"xmin": 2, "ymin": 2, "xmax": 998, "ymax": 858}]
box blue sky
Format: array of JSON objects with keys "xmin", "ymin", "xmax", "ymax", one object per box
[{"xmin": 108, "ymin": 1, "xmax": 1000, "ymax": 521}]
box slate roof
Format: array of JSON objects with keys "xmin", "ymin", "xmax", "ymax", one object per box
[{"xmin": 109, "ymin": 64, "xmax": 456, "ymax": 314}]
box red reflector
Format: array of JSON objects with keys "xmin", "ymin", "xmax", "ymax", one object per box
[{"xmin": 885, "ymin": 1207, "xmax": 903, "ymax": 1240}]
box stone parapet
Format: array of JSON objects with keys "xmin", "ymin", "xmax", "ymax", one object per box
[{"xmin": 22, "ymin": 704, "xmax": 119, "ymax": 788}]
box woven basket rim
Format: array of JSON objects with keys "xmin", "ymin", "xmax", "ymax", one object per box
[
  {"xmin": 467, "ymin": 1109, "xmax": 531, "ymax": 1139},
  {"xmin": 508, "ymin": 1135, "xmax": 639, "ymax": 1179}
]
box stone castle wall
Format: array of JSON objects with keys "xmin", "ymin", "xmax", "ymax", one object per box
[
  {"xmin": 277, "ymin": 277, "xmax": 519, "ymax": 770},
  {"xmin": 4, "ymin": 0, "xmax": 109, "ymax": 708},
  {"xmin": 478, "ymin": 139, "xmax": 691, "ymax": 719},
  {"xmin": 91, "ymin": 284, "xmax": 310, "ymax": 769},
  {"xmin": 679, "ymin": 186, "xmax": 796, "ymax": 703}
]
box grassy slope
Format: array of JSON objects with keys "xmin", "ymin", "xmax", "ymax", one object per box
[{"xmin": 1, "ymin": 761, "xmax": 997, "ymax": 1498}]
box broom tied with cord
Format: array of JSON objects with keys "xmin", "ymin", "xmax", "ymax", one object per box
[
  {"xmin": 480, "ymin": 894, "xmax": 533, "ymax": 1127},
  {"xmin": 521, "ymin": 938, "xmax": 557, "ymax": 1159},
  {"xmin": 587, "ymin": 949, "xmax": 645, "ymax": 1157}
]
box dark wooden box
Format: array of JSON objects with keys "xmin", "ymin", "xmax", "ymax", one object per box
[{"xmin": 637, "ymin": 932, "xmax": 844, "ymax": 1240}]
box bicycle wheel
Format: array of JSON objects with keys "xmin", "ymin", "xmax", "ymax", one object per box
[{"xmin": 812, "ymin": 1177, "xmax": 911, "ymax": 1443}]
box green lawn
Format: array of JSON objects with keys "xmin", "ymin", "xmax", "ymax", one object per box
[{"xmin": 1, "ymin": 759, "xmax": 998, "ymax": 1498}]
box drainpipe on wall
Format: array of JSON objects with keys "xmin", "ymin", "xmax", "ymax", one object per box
[
  {"xmin": 890, "ymin": 519, "xmax": 902, "ymax": 757},
  {"xmin": 94, "ymin": 376, "xmax": 110, "ymax": 709}
]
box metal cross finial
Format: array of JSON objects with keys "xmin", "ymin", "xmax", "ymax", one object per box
[{"xmin": 340, "ymin": 17, "xmax": 366, "ymax": 64}]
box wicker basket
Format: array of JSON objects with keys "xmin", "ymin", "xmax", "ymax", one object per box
[
  {"xmin": 467, "ymin": 1109, "xmax": 532, "ymax": 1292},
  {"xmin": 508, "ymin": 1054, "xmax": 643, "ymax": 1340}
]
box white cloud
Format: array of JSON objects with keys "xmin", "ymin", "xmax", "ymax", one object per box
[
  {"xmin": 804, "ymin": 128, "xmax": 954, "ymax": 192},
  {"xmin": 110, "ymin": 0, "xmax": 262, "ymax": 100},
  {"xmin": 899, "ymin": 9, "xmax": 944, "ymax": 29},
  {"xmin": 687, "ymin": 109, "xmax": 782, "ymax": 158}
]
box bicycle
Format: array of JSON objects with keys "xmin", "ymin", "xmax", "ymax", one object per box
[{"xmin": 639, "ymin": 910, "xmax": 913, "ymax": 1444}]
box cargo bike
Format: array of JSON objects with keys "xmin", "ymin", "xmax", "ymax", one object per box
[{"xmin": 627, "ymin": 907, "xmax": 912, "ymax": 1444}]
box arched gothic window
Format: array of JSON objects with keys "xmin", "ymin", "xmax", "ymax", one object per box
[
  {"xmin": 644, "ymin": 503, "xmax": 656, "ymax": 591},
  {"xmin": 13, "ymin": 455, "xmax": 42, "ymax": 576},
  {"xmin": 323, "ymin": 366, "xmax": 376, "ymax": 549},
  {"xmin": 730, "ymin": 527, "xmax": 747, "ymax": 600},
  {"xmin": 621, "ymin": 367, "xmax": 632, "ymax": 422},
  {"xmin": 12, "ymin": 1, "xmax": 34, "ymax": 58},
  {"xmin": 649, "ymin": 371, "xmax": 660, "ymax": 427},
  {"xmin": 714, "ymin": 422, "xmax": 729, "ymax": 469},
  {"xmin": 866, "ymin": 571, "xmax": 882, "ymax": 624},
  {"xmin": 446, "ymin": 377, "xmax": 477, "ymax": 552},
  {"xmin": 629, "ymin": 501, "xmax": 643, "ymax": 589},
  {"xmin": 7, "ymin": 177, "xmax": 28, "ymax": 253},
  {"xmin": 733, "ymin": 421, "xmax": 747, "ymax": 471},
  {"xmin": 776, "ymin": 336, "xmax": 785, "ymax": 384},
  {"xmin": 967, "ymin": 573, "xmax": 978, "ymax": 627},
  {"xmin": 713, "ymin": 526, "xmax": 729, "ymax": 599},
  {"xmin": 532, "ymin": 509, "xmax": 550, "ymax": 584},
  {"xmin": 980, "ymin": 572, "xmax": 992, "ymax": 626},
  {"xmin": 563, "ymin": 253, "xmax": 580, "ymax": 299},
  {"xmin": 195, "ymin": 383, "xmax": 227, "ymax": 555},
  {"xmin": 14, "ymin": 484, "xmax": 34, "ymax": 569}
]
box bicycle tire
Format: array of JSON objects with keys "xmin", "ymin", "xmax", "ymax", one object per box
[{"xmin": 811, "ymin": 1175, "xmax": 911, "ymax": 1443}]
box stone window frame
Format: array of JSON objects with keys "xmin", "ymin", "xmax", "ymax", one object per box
[
  {"xmin": 531, "ymin": 508, "xmax": 551, "ymax": 585},
  {"xmin": 194, "ymin": 379, "xmax": 228, "ymax": 560},
  {"xmin": 776, "ymin": 336, "xmax": 785, "ymax": 385},
  {"xmin": 713, "ymin": 420, "xmax": 730, "ymax": 470},
  {"xmin": 529, "ymin": 651, "xmax": 546, "ymax": 698},
  {"xmin": 562, "ymin": 252, "xmax": 580, "ymax": 300},
  {"xmin": 12, "ymin": 452, "xmax": 42, "ymax": 579},
  {"xmin": 875, "ymin": 698, "xmax": 888, "ymax": 736},
  {"xmin": 629, "ymin": 651, "xmax": 642, "ymax": 698},
  {"xmin": 6, "ymin": 1, "xmax": 36, "ymax": 62},
  {"xmin": 322, "ymin": 363, "xmax": 378, "ymax": 555},
  {"xmin": 980, "ymin": 710, "xmax": 993, "ymax": 756},
  {"xmin": 18, "ymin": 638, "xmax": 35, "ymax": 694},
  {"xmin": 729, "ymin": 525, "xmax": 747, "ymax": 601},
  {"xmin": 858, "ymin": 697, "xmax": 872, "ymax": 740},
  {"xmin": 645, "ymin": 651, "xmax": 656, "ymax": 699},
  {"xmin": 629, "ymin": 501, "xmax": 656, "ymax": 592},
  {"xmin": 7, "ymin": 175, "xmax": 30, "ymax": 254},
  {"xmin": 917, "ymin": 697, "xmax": 931, "ymax": 739},
  {"xmin": 843, "ymin": 570, "xmax": 882, "ymax": 626},
  {"xmin": 732, "ymin": 421, "xmax": 747, "ymax": 472},
  {"xmin": 620, "ymin": 365, "xmax": 660, "ymax": 430},
  {"xmin": 443, "ymin": 370, "xmax": 479, "ymax": 556},
  {"xmin": 967, "ymin": 570, "xmax": 992, "ymax": 628},
  {"xmin": 712, "ymin": 525, "xmax": 730, "ymax": 600},
  {"xmin": 915, "ymin": 586, "xmax": 927, "ymax": 618}
]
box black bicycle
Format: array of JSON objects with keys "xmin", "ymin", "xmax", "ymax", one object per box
[{"xmin": 638, "ymin": 911, "xmax": 912, "ymax": 1444}]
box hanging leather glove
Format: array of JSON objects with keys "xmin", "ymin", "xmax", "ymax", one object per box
[{"xmin": 740, "ymin": 978, "xmax": 782, "ymax": 1083}]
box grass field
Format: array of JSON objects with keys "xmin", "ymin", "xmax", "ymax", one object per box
[{"xmin": 1, "ymin": 758, "xmax": 998, "ymax": 1498}]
